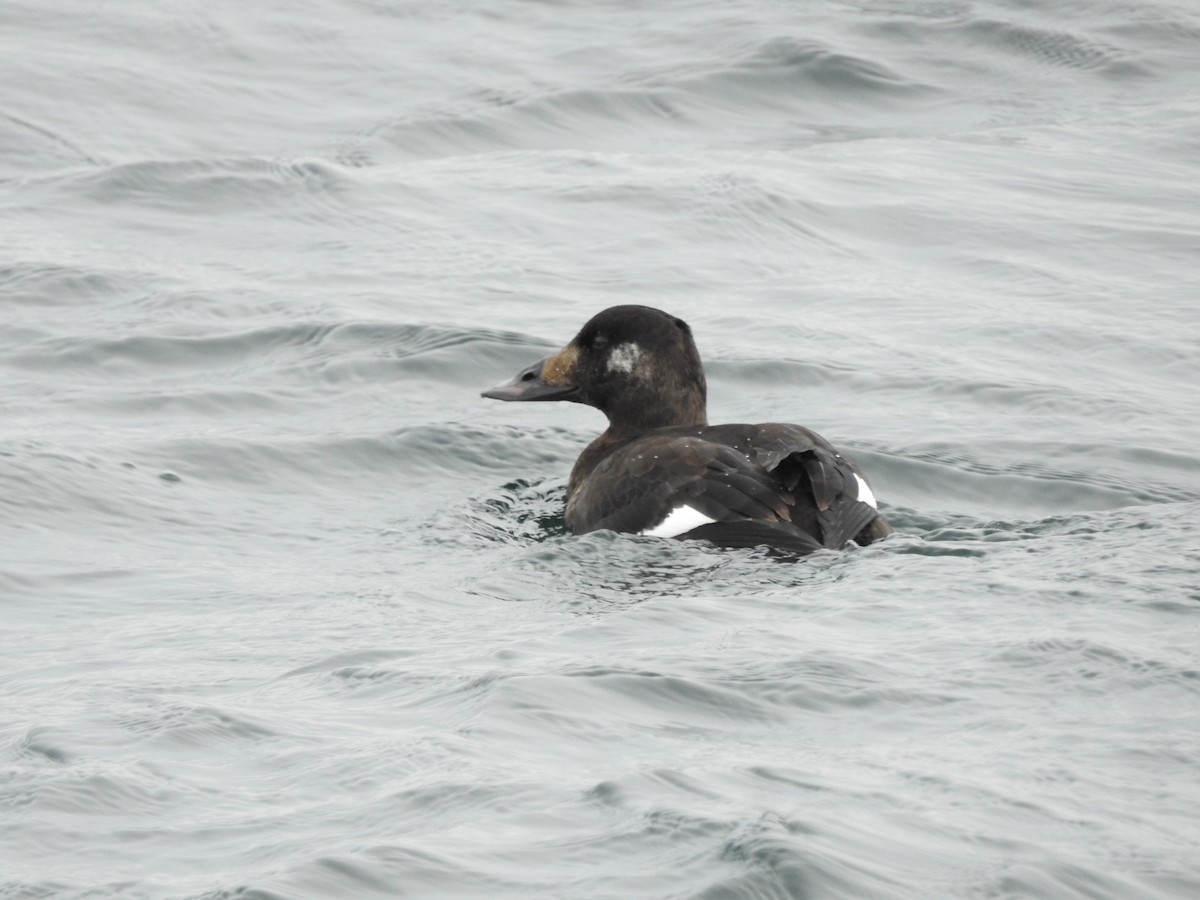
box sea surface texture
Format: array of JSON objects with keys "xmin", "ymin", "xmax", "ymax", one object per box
[{"xmin": 3, "ymin": 1, "xmax": 1199, "ymax": 898}]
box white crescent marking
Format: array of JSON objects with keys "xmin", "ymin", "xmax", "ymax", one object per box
[
  {"xmin": 640, "ymin": 504, "xmax": 718, "ymax": 538},
  {"xmin": 853, "ymin": 473, "xmax": 877, "ymax": 509}
]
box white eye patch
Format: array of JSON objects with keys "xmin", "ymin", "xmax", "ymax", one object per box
[{"xmin": 606, "ymin": 342, "xmax": 643, "ymax": 374}]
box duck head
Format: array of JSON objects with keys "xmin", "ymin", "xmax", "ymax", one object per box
[{"xmin": 482, "ymin": 305, "xmax": 708, "ymax": 432}]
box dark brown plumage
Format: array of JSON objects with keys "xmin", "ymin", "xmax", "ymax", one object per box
[{"xmin": 483, "ymin": 305, "xmax": 891, "ymax": 555}]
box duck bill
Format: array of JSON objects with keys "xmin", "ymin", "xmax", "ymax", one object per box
[{"xmin": 481, "ymin": 356, "xmax": 580, "ymax": 402}]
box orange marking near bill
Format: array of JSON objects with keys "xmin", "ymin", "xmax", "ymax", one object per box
[{"xmin": 541, "ymin": 345, "xmax": 579, "ymax": 385}]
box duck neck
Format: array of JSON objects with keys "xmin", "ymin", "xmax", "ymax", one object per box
[{"xmin": 568, "ymin": 387, "xmax": 708, "ymax": 496}]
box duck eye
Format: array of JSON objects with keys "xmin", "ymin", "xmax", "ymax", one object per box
[{"xmin": 591, "ymin": 334, "xmax": 609, "ymax": 351}]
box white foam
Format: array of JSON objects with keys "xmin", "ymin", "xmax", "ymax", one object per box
[
  {"xmin": 606, "ymin": 342, "xmax": 642, "ymax": 374},
  {"xmin": 640, "ymin": 504, "xmax": 717, "ymax": 538},
  {"xmin": 853, "ymin": 473, "xmax": 877, "ymax": 509}
]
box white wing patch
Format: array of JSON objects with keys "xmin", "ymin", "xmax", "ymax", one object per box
[
  {"xmin": 640, "ymin": 504, "xmax": 718, "ymax": 538},
  {"xmin": 853, "ymin": 473, "xmax": 877, "ymax": 509},
  {"xmin": 607, "ymin": 342, "xmax": 643, "ymax": 374}
]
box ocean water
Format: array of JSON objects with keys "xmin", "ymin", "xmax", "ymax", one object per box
[{"xmin": 2, "ymin": 0, "xmax": 1199, "ymax": 897}]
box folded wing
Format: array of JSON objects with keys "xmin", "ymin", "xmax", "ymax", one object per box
[{"xmin": 565, "ymin": 424, "xmax": 886, "ymax": 553}]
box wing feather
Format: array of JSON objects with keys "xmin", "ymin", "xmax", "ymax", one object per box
[{"xmin": 565, "ymin": 424, "xmax": 887, "ymax": 552}]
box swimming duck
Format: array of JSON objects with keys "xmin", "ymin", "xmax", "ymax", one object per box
[{"xmin": 482, "ymin": 305, "xmax": 891, "ymax": 555}]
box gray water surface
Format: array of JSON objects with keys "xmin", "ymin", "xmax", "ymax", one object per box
[{"xmin": 3, "ymin": 1, "xmax": 1199, "ymax": 898}]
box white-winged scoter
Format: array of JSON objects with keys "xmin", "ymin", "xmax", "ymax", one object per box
[{"xmin": 482, "ymin": 305, "xmax": 891, "ymax": 555}]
